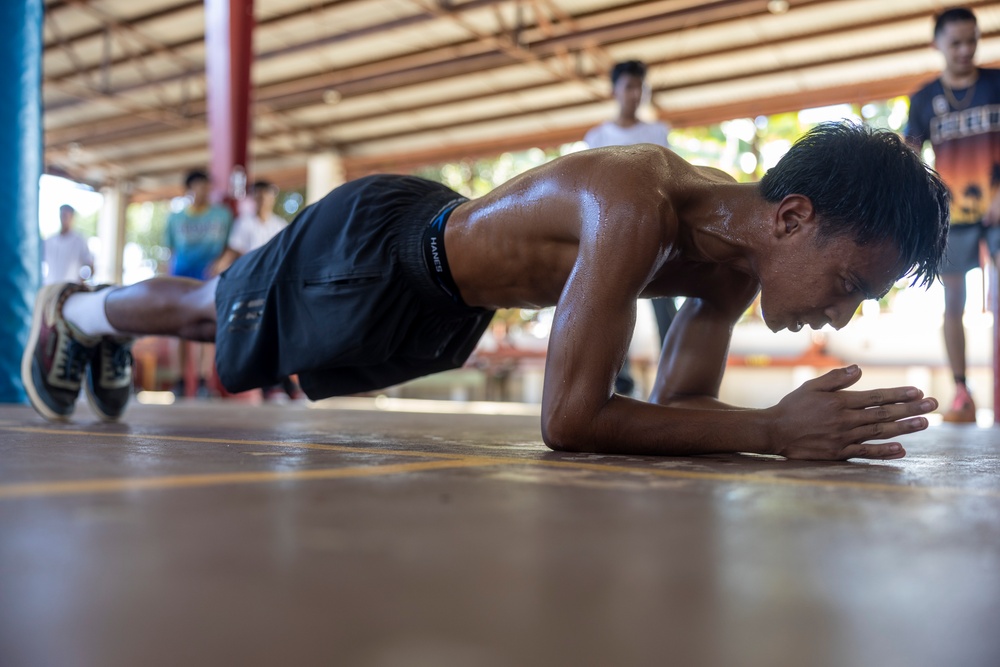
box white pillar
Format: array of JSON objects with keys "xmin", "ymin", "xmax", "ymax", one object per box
[
  {"xmin": 96, "ymin": 181, "xmax": 129, "ymax": 284},
  {"xmin": 306, "ymin": 151, "xmax": 345, "ymax": 205}
]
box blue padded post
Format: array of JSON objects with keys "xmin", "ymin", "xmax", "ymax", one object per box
[{"xmin": 0, "ymin": 0, "xmax": 43, "ymax": 403}]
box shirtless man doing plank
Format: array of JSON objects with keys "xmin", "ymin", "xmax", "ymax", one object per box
[{"xmin": 24, "ymin": 122, "xmax": 949, "ymax": 461}]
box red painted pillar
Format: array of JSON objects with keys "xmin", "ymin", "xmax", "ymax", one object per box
[
  {"xmin": 205, "ymin": 0, "xmax": 253, "ymax": 202},
  {"xmin": 202, "ymin": 0, "xmax": 252, "ymax": 399}
]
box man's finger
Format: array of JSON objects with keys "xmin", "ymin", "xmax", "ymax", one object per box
[
  {"xmin": 844, "ymin": 416, "xmax": 930, "ymax": 443},
  {"xmin": 846, "ymin": 398, "xmax": 937, "ymax": 426},
  {"xmin": 839, "ymin": 442, "xmax": 907, "ymax": 460},
  {"xmin": 800, "ymin": 365, "xmax": 863, "ymax": 393},
  {"xmin": 838, "ymin": 386, "xmax": 926, "ymax": 409}
]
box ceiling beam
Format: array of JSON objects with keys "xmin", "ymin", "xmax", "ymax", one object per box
[
  {"xmin": 48, "ymin": 0, "xmax": 949, "ymax": 147},
  {"xmin": 42, "ymin": 0, "xmax": 761, "ymax": 113},
  {"xmin": 53, "ymin": 19, "xmax": 997, "ymax": 166},
  {"xmin": 338, "ymin": 70, "xmax": 981, "ymax": 177},
  {"xmin": 244, "ymin": 6, "xmax": 993, "ymax": 149},
  {"xmin": 81, "ymin": 53, "xmax": 999, "ymax": 186},
  {"xmin": 44, "ymin": 0, "xmax": 825, "ymax": 144},
  {"xmin": 41, "ymin": 0, "xmax": 1000, "ymax": 192},
  {"xmin": 103, "ymin": 67, "xmax": 936, "ymax": 188},
  {"xmin": 42, "ymin": 0, "xmax": 501, "ymax": 90},
  {"xmin": 43, "ymin": 0, "xmax": 203, "ymax": 52}
]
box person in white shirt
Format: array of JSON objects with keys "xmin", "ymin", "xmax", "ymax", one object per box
[
  {"xmin": 584, "ymin": 60, "xmax": 671, "ymax": 150},
  {"xmin": 43, "ymin": 204, "xmax": 94, "ymax": 285},
  {"xmin": 215, "ymin": 180, "xmax": 286, "ymax": 272},
  {"xmin": 585, "ymin": 60, "xmax": 675, "ymax": 397}
]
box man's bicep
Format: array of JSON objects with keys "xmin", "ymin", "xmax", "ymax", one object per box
[
  {"xmin": 540, "ymin": 167, "xmax": 674, "ymax": 412},
  {"xmin": 546, "ymin": 249, "xmax": 650, "ymax": 381},
  {"xmin": 541, "ymin": 272, "xmax": 641, "ymax": 440},
  {"xmin": 542, "ymin": 233, "xmax": 660, "ymax": 408}
]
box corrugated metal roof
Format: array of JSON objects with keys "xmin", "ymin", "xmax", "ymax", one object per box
[{"xmin": 43, "ymin": 0, "xmax": 1000, "ymax": 197}]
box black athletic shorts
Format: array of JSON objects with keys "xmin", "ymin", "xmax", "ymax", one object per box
[
  {"xmin": 214, "ymin": 175, "xmax": 495, "ymax": 400},
  {"xmin": 941, "ymin": 222, "xmax": 1000, "ymax": 275}
]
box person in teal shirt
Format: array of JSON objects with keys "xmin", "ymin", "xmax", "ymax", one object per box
[
  {"xmin": 165, "ymin": 170, "xmax": 233, "ymax": 279},
  {"xmin": 164, "ymin": 170, "xmax": 233, "ymax": 397}
]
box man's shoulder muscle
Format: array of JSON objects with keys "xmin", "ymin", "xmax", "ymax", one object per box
[{"xmin": 482, "ymin": 145, "xmax": 675, "ymax": 204}]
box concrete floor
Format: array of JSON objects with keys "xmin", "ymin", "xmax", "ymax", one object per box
[{"xmin": 0, "ymin": 398, "xmax": 998, "ymax": 667}]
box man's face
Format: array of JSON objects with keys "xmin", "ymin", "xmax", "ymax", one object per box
[
  {"xmin": 613, "ymin": 73, "xmax": 645, "ymax": 119},
  {"xmin": 254, "ymin": 188, "xmax": 276, "ymax": 217},
  {"xmin": 757, "ymin": 230, "xmax": 904, "ymax": 334},
  {"xmin": 935, "ymin": 20, "xmax": 978, "ymax": 76},
  {"xmin": 189, "ymin": 178, "xmax": 210, "ymax": 205},
  {"xmin": 59, "ymin": 208, "xmax": 74, "ymax": 233}
]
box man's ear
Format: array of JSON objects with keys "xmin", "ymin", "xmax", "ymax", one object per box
[{"xmin": 773, "ymin": 195, "xmax": 816, "ymax": 239}]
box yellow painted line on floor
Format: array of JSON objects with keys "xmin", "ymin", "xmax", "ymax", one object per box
[
  {"xmin": 5, "ymin": 425, "xmax": 470, "ymax": 459},
  {"xmin": 3, "ymin": 425, "xmax": 999, "ymax": 499},
  {"xmin": 0, "ymin": 458, "xmax": 493, "ymax": 499}
]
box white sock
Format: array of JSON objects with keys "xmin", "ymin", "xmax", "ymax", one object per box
[{"xmin": 62, "ymin": 289, "xmax": 124, "ymax": 338}]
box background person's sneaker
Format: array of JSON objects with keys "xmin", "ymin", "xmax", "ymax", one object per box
[
  {"xmin": 85, "ymin": 336, "xmax": 134, "ymax": 422},
  {"xmin": 943, "ymin": 384, "xmax": 977, "ymax": 424},
  {"xmin": 21, "ymin": 283, "xmax": 100, "ymax": 421}
]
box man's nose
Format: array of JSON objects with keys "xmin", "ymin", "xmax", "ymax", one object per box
[{"xmin": 826, "ymin": 300, "xmax": 860, "ymax": 330}]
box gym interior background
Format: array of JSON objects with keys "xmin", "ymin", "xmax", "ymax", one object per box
[{"xmin": 1, "ymin": 2, "xmax": 998, "ymax": 666}]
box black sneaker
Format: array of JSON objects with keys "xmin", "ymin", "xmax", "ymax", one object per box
[
  {"xmin": 85, "ymin": 336, "xmax": 134, "ymax": 422},
  {"xmin": 21, "ymin": 283, "xmax": 100, "ymax": 421}
]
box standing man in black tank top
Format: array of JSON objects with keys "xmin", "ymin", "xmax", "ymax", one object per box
[{"xmin": 906, "ymin": 7, "xmax": 1000, "ymax": 423}]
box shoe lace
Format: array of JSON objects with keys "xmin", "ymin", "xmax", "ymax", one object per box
[
  {"xmin": 104, "ymin": 341, "xmax": 133, "ymax": 381},
  {"xmin": 57, "ymin": 337, "xmax": 92, "ymax": 385}
]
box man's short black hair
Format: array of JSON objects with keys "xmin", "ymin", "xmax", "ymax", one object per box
[
  {"xmin": 611, "ymin": 60, "xmax": 647, "ymax": 86},
  {"xmin": 934, "ymin": 7, "xmax": 976, "ymax": 38},
  {"xmin": 59, "ymin": 204, "xmax": 75, "ymax": 216},
  {"xmin": 184, "ymin": 169, "xmax": 209, "ymax": 190},
  {"xmin": 252, "ymin": 180, "xmax": 278, "ymax": 194},
  {"xmin": 759, "ymin": 122, "xmax": 949, "ymax": 288}
]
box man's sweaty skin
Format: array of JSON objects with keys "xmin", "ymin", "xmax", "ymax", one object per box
[{"xmin": 443, "ymin": 144, "xmax": 935, "ymax": 460}]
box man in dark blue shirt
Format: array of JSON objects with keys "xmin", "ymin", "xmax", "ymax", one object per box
[{"xmin": 906, "ymin": 7, "xmax": 1000, "ymax": 423}]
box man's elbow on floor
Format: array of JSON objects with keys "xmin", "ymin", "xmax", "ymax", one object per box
[{"xmin": 540, "ymin": 412, "xmax": 591, "ymax": 453}]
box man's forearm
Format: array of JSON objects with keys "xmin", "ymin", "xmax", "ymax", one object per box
[
  {"xmin": 544, "ymin": 367, "xmax": 937, "ymax": 461},
  {"xmin": 657, "ymin": 394, "xmax": 749, "ymax": 411},
  {"xmin": 544, "ymin": 393, "xmax": 774, "ymax": 457}
]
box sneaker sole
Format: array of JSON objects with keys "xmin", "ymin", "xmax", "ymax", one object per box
[
  {"xmin": 21, "ymin": 283, "xmax": 74, "ymax": 422},
  {"xmin": 84, "ymin": 374, "xmax": 127, "ymax": 423}
]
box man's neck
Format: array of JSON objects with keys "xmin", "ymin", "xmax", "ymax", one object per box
[
  {"xmin": 942, "ymin": 66, "xmax": 978, "ymax": 89},
  {"xmin": 681, "ymin": 182, "xmax": 764, "ymax": 273}
]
